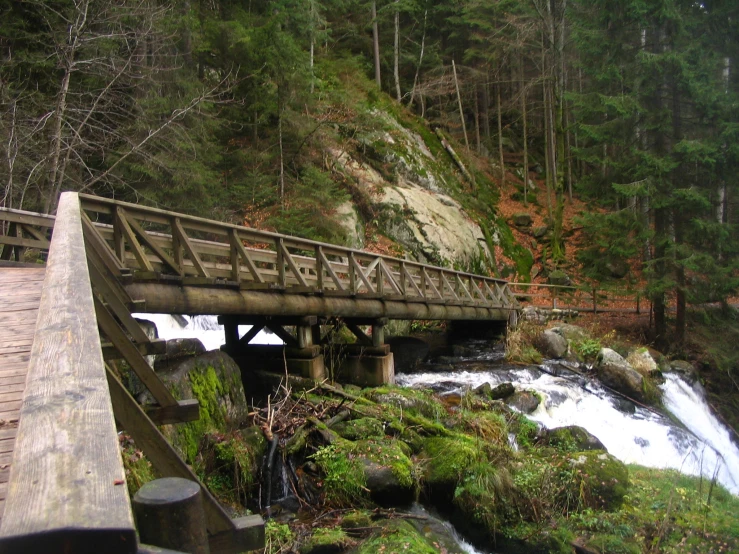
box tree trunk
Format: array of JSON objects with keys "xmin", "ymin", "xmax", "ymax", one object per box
[
  {"xmin": 474, "ymin": 85, "xmax": 481, "ymax": 154},
  {"xmin": 520, "ymin": 54, "xmax": 529, "ymax": 207},
  {"xmin": 496, "ymin": 81, "xmax": 505, "ymax": 186},
  {"xmin": 408, "ymin": 10, "xmax": 427, "ymax": 107},
  {"xmin": 452, "ymin": 59, "xmax": 470, "ymax": 151},
  {"xmin": 372, "ymin": 2, "xmax": 381, "ymax": 88},
  {"xmin": 393, "ymin": 0, "xmax": 401, "ymax": 101}
]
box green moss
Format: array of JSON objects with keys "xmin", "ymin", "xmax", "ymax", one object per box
[
  {"xmin": 300, "ymin": 527, "xmax": 353, "ymax": 553},
  {"xmin": 340, "ymin": 510, "xmax": 374, "ymax": 531},
  {"xmin": 363, "ymin": 386, "xmax": 446, "ymax": 421},
  {"xmin": 120, "ymin": 437, "xmax": 156, "ymax": 499},
  {"xmin": 332, "ymin": 417, "xmax": 385, "ymax": 441},
  {"xmin": 354, "ymin": 439, "xmax": 415, "ymax": 489},
  {"xmin": 455, "ymin": 410, "xmax": 509, "ymax": 447},
  {"xmin": 265, "ymin": 520, "xmax": 294, "ymax": 554},
  {"xmin": 566, "ymin": 451, "xmax": 629, "ymax": 510},
  {"xmin": 354, "ymin": 520, "xmax": 438, "ymax": 554},
  {"xmin": 421, "ymin": 435, "xmax": 480, "ymax": 489},
  {"xmin": 310, "ymin": 440, "xmax": 368, "ymax": 506}
]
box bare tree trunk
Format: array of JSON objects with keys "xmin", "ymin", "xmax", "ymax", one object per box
[
  {"xmin": 452, "ymin": 59, "xmax": 469, "ymax": 151},
  {"xmin": 408, "ymin": 10, "xmax": 427, "ymax": 107},
  {"xmin": 520, "ymin": 54, "xmax": 529, "ymax": 207},
  {"xmin": 44, "ymin": 67, "xmax": 72, "ymax": 214},
  {"xmin": 496, "ymin": 81, "xmax": 505, "ymax": 186},
  {"xmin": 310, "ymin": 0, "xmax": 316, "ymax": 94},
  {"xmin": 482, "ymin": 80, "xmax": 491, "ymax": 142},
  {"xmin": 372, "ymin": 2, "xmax": 381, "ymax": 88},
  {"xmin": 393, "ymin": 0, "xmax": 401, "ymax": 101},
  {"xmin": 474, "ymin": 85, "xmax": 481, "ymax": 154},
  {"xmin": 278, "ymin": 101, "xmax": 285, "ymax": 202}
]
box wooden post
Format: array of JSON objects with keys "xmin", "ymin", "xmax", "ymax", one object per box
[
  {"xmin": 592, "ymin": 287, "xmax": 597, "ymax": 314},
  {"xmin": 372, "ymin": 321, "xmax": 385, "ymax": 348},
  {"xmin": 636, "ymin": 292, "xmax": 640, "ymax": 314},
  {"xmin": 133, "ymin": 478, "xmax": 209, "ymax": 554},
  {"xmin": 222, "ymin": 316, "xmax": 240, "ymax": 353}
]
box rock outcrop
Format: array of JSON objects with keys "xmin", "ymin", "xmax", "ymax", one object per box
[{"xmin": 595, "ymin": 348, "xmax": 644, "ymax": 401}]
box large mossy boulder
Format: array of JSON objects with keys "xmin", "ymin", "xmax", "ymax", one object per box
[
  {"xmin": 507, "ymin": 390, "xmax": 541, "ymax": 414},
  {"xmin": 312, "ymin": 438, "xmax": 416, "ymax": 508},
  {"xmin": 545, "ymin": 426, "xmax": 606, "ymax": 452},
  {"xmin": 595, "ymin": 348, "xmax": 644, "ymax": 401},
  {"xmin": 419, "ymin": 435, "xmax": 478, "ymax": 500},
  {"xmin": 156, "ymin": 351, "xmax": 249, "ymax": 463},
  {"xmin": 354, "ymin": 520, "xmax": 447, "ymax": 554},
  {"xmin": 363, "ymin": 386, "xmax": 444, "ymax": 421},
  {"xmin": 566, "ymin": 451, "xmax": 629, "ymax": 510}
]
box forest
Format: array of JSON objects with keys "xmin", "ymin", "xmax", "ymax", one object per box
[{"xmin": 1, "ymin": 0, "xmax": 737, "ymax": 347}]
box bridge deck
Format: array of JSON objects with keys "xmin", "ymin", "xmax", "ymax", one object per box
[{"xmin": 0, "ymin": 267, "xmax": 45, "ymax": 521}]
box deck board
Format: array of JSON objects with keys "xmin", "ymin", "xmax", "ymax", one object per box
[{"xmin": 0, "ymin": 267, "xmax": 44, "ymax": 523}]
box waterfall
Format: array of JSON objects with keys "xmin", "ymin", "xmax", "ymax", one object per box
[
  {"xmin": 398, "ymin": 363, "xmax": 739, "ymax": 495},
  {"xmin": 132, "ymin": 313, "xmax": 284, "ymax": 351}
]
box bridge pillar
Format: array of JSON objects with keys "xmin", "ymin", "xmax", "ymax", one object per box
[
  {"xmin": 329, "ymin": 318, "xmax": 394, "ymax": 387},
  {"xmin": 219, "ymin": 316, "xmax": 326, "ymax": 381}
]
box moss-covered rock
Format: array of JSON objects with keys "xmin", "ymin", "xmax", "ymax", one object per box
[
  {"xmin": 153, "ymin": 351, "xmax": 249, "ymax": 463},
  {"xmin": 353, "ymin": 520, "xmax": 440, "ymax": 554},
  {"xmin": 299, "ymin": 527, "xmax": 354, "ymax": 554},
  {"xmin": 332, "ymin": 417, "xmax": 385, "ymax": 441},
  {"xmin": 545, "ymin": 426, "xmax": 606, "ymax": 452},
  {"xmin": 420, "ymin": 435, "xmax": 480, "ymax": 499},
  {"xmin": 363, "ymin": 386, "xmax": 445, "ymax": 421},
  {"xmin": 567, "ymin": 451, "xmax": 629, "ymax": 510}
]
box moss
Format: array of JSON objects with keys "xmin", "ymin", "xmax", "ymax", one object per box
[
  {"xmin": 120, "ymin": 437, "xmax": 156, "ymax": 499},
  {"xmin": 453, "ymin": 462, "xmax": 514, "ymax": 538},
  {"xmin": 584, "ymin": 534, "xmax": 641, "ymax": 554},
  {"xmin": 354, "ymin": 439, "xmax": 415, "ymax": 489},
  {"xmin": 384, "ymin": 419, "xmax": 424, "ymax": 453},
  {"xmin": 340, "ymin": 510, "xmax": 374, "ymax": 531},
  {"xmin": 455, "ymin": 410, "xmax": 509, "ymax": 447},
  {"xmin": 354, "ymin": 520, "xmax": 438, "ymax": 554},
  {"xmin": 310, "ymin": 440, "xmax": 368, "ymax": 506},
  {"xmin": 566, "ymin": 451, "xmax": 629, "ymax": 510},
  {"xmin": 421, "ymin": 435, "xmax": 480, "ymax": 491},
  {"xmin": 299, "ymin": 527, "xmax": 353, "ymax": 553},
  {"xmin": 332, "ymin": 417, "xmax": 385, "ymax": 441},
  {"xmin": 363, "ymin": 386, "xmax": 446, "ymax": 421}
]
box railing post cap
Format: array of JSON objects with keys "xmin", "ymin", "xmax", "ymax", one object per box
[{"xmin": 134, "ymin": 477, "xmax": 201, "ymax": 505}]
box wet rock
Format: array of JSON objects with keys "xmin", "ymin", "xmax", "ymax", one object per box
[
  {"xmin": 300, "ymin": 526, "xmax": 354, "ymax": 554},
  {"xmin": 546, "ymin": 426, "xmax": 606, "ymax": 452},
  {"xmin": 490, "ymin": 382, "xmax": 515, "ymax": 400},
  {"xmin": 451, "ymin": 344, "xmax": 477, "ymax": 357},
  {"xmin": 507, "ymin": 390, "xmax": 541, "ymax": 414},
  {"xmin": 595, "ymin": 348, "xmax": 644, "ymax": 401},
  {"xmin": 665, "ymin": 359, "xmax": 699, "ymax": 384},
  {"xmin": 355, "ymin": 440, "xmax": 416, "ymax": 507},
  {"xmin": 154, "ymin": 338, "xmax": 206, "ymax": 369},
  {"xmin": 439, "ymin": 391, "xmax": 462, "ymax": 407},
  {"xmin": 333, "ymin": 417, "xmax": 385, "ymax": 441},
  {"xmin": 354, "ymin": 519, "xmax": 444, "ymax": 554},
  {"xmin": 387, "ymin": 336, "xmax": 430, "ymax": 373},
  {"xmin": 537, "ymin": 329, "xmax": 568, "ymax": 359}
]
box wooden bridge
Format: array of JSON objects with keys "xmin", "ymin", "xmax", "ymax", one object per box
[{"xmin": 0, "ymin": 192, "xmax": 517, "ymax": 552}]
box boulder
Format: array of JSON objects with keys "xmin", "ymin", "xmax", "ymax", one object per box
[
  {"xmin": 550, "ymin": 324, "xmax": 589, "ymax": 342},
  {"xmin": 546, "ymin": 426, "xmax": 606, "ymax": 452},
  {"xmin": 665, "ymin": 359, "xmax": 699, "ymax": 384},
  {"xmin": 532, "ymin": 225, "xmax": 549, "ymax": 239},
  {"xmin": 387, "ymin": 336, "xmax": 430, "ymax": 373},
  {"xmin": 595, "ymin": 348, "xmax": 644, "ymax": 401},
  {"xmin": 626, "ymin": 349, "xmax": 658, "ymax": 374},
  {"xmin": 154, "ymin": 338, "xmax": 206, "ymax": 369},
  {"xmin": 355, "ymin": 439, "xmax": 416, "ymax": 507},
  {"xmin": 566, "ymin": 451, "xmax": 629, "ymax": 510},
  {"xmin": 537, "ymin": 329, "xmax": 568, "ymax": 359},
  {"xmin": 512, "ymin": 213, "xmax": 533, "ymax": 227},
  {"xmin": 507, "ymin": 390, "xmax": 541, "ymax": 414},
  {"xmin": 474, "ymin": 382, "xmax": 515, "ymax": 400}
]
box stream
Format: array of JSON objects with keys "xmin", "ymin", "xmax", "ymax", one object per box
[{"xmin": 136, "ymin": 314, "xmax": 739, "ymax": 553}]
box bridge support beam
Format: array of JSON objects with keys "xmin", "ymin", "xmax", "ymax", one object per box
[
  {"xmin": 219, "ymin": 316, "xmax": 325, "ymax": 381},
  {"xmin": 325, "ymin": 318, "xmax": 394, "ymax": 387}
]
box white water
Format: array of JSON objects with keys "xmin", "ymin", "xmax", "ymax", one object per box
[
  {"xmin": 398, "ymin": 362, "xmax": 739, "ymax": 495},
  {"xmin": 132, "ymin": 314, "xmax": 284, "ymax": 351}
]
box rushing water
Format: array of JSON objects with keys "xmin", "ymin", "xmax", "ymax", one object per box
[
  {"xmin": 398, "ymin": 341, "xmax": 739, "ymax": 496},
  {"xmin": 132, "ymin": 313, "xmax": 284, "ymax": 351}
]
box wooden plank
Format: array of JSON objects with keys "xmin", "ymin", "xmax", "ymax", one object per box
[
  {"xmin": 80, "ymin": 212, "xmax": 127, "ymax": 277},
  {"xmin": 125, "ymin": 215, "xmax": 180, "ymax": 275},
  {"xmin": 172, "ymin": 218, "xmax": 210, "ymax": 278},
  {"xmin": 229, "ymin": 230, "xmax": 266, "ymax": 285},
  {"xmin": 115, "ymin": 207, "xmax": 154, "ymax": 272},
  {"xmin": 0, "ymin": 236, "xmax": 49, "ymax": 251},
  {"xmin": 94, "ymin": 297, "xmax": 177, "ymax": 408},
  {"xmin": 0, "ymin": 192, "xmax": 136, "ymax": 554},
  {"xmin": 317, "ymin": 248, "xmax": 345, "ymax": 291},
  {"xmin": 279, "ymin": 241, "xmax": 308, "ymax": 287},
  {"xmin": 0, "ymin": 209, "xmax": 55, "ymax": 229}
]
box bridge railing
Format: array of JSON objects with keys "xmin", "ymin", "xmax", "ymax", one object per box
[
  {"xmin": 510, "ymin": 282, "xmax": 647, "ymax": 314},
  {"xmin": 0, "ymin": 193, "xmax": 137, "ymax": 552},
  {"xmin": 78, "ymin": 194, "xmax": 517, "ymax": 310}
]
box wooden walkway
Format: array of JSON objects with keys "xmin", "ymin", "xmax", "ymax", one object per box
[{"xmin": 0, "ymin": 267, "xmax": 45, "ymax": 521}]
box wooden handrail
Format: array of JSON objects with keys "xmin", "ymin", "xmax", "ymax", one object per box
[{"xmin": 0, "ymin": 193, "xmax": 136, "ymax": 552}]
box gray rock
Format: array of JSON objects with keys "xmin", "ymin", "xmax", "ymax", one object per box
[
  {"xmin": 666, "ymin": 359, "xmax": 699, "ymax": 384},
  {"xmin": 507, "ymin": 390, "xmax": 541, "ymax": 413},
  {"xmin": 537, "ymin": 329, "xmax": 569, "ymax": 359},
  {"xmin": 595, "ymin": 348, "xmax": 644, "ymax": 401},
  {"xmin": 533, "ymin": 225, "xmax": 549, "ymax": 238},
  {"xmin": 387, "ymin": 336, "xmax": 430, "ymax": 373},
  {"xmin": 490, "ymin": 382, "xmax": 515, "ymax": 400},
  {"xmin": 512, "ymin": 213, "xmax": 533, "ymax": 227},
  {"xmin": 550, "ymin": 324, "xmax": 588, "ymax": 342},
  {"xmin": 154, "ymin": 338, "xmax": 206, "ymax": 369}
]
